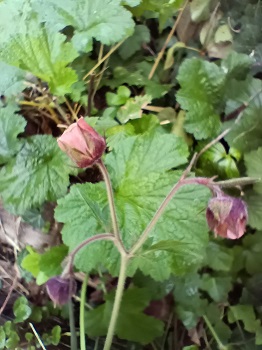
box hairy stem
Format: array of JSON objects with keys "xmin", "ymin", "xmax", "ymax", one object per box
[
  {"xmin": 80, "ymin": 274, "xmax": 88, "ymax": 350},
  {"xmin": 103, "ymin": 255, "xmax": 129, "ymax": 350},
  {"xmin": 83, "ymin": 40, "xmax": 125, "ymax": 80},
  {"xmin": 69, "ymin": 299, "xmax": 78, "ymax": 350},
  {"xmin": 69, "ymin": 233, "xmax": 115, "ymax": 262},
  {"xmin": 97, "ymin": 161, "xmax": 126, "ymax": 253},
  {"xmin": 203, "ymin": 315, "xmax": 227, "ymax": 350},
  {"xmin": 129, "ymin": 177, "xmax": 212, "ymax": 255}
]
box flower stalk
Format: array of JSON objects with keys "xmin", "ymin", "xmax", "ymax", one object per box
[
  {"xmin": 97, "ymin": 160, "xmax": 126, "ymax": 254},
  {"xmin": 103, "ymin": 255, "xmax": 129, "ymax": 350}
]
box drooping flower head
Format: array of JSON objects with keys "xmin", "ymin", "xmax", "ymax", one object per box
[
  {"xmin": 46, "ymin": 276, "xmax": 76, "ymax": 306},
  {"xmin": 206, "ymin": 194, "xmax": 248, "ymax": 239},
  {"xmin": 57, "ymin": 117, "xmax": 106, "ymax": 168}
]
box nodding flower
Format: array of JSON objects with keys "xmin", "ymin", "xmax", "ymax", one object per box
[
  {"xmin": 206, "ymin": 194, "xmax": 248, "ymax": 240},
  {"xmin": 46, "ymin": 276, "xmax": 76, "ymax": 306}
]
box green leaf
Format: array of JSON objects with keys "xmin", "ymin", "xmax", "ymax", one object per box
[
  {"xmin": 242, "ymin": 232, "xmax": 262, "ymax": 274},
  {"xmin": 56, "ymin": 132, "xmax": 210, "ymax": 280},
  {"xmin": 221, "ymin": 51, "xmax": 254, "ymax": 80},
  {"xmin": 25, "ymin": 332, "xmax": 34, "ymax": 342},
  {"xmin": 51, "ymin": 325, "xmax": 61, "ymax": 346},
  {"xmin": 0, "ymin": 2, "xmax": 78, "ymax": 95},
  {"xmin": 224, "ymin": 78, "xmax": 262, "ymax": 153},
  {"xmin": 200, "ymin": 275, "xmax": 232, "ymax": 302},
  {"xmin": 132, "ymin": 0, "xmax": 183, "ymax": 30},
  {"xmin": 5, "ymin": 332, "xmax": 19, "ymax": 349},
  {"xmin": 164, "ymin": 42, "xmax": 186, "ymax": 70},
  {"xmin": 117, "ymin": 95, "xmax": 152, "ymax": 123},
  {"xmin": 85, "ymin": 287, "xmax": 164, "ymax": 344},
  {"xmin": 190, "ymin": 0, "xmax": 211, "ymax": 22},
  {"xmin": 146, "ymin": 240, "xmax": 207, "ymax": 276},
  {"xmin": 118, "ymin": 25, "xmax": 150, "ymax": 60},
  {"xmin": 0, "ymin": 105, "xmax": 26, "ymax": 165},
  {"xmin": 30, "ymin": 307, "xmax": 43, "ymax": 323},
  {"xmin": 33, "ymin": 0, "xmax": 135, "ymax": 52},
  {"xmin": 38, "ymin": 245, "xmax": 68, "ymax": 284},
  {"xmin": 122, "ymin": 0, "xmax": 141, "ymax": 6},
  {"xmin": 21, "ymin": 247, "xmax": 41, "ymax": 278},
  {"xmin": 55, "ymin": 182, "xmax": 111, "ymax": 273},
  {"xmin": 228, "ymin": 305, "xmax": 261, "ymax": 334},
  {"xmin": 104, "ymin": 64, "xmax": 170, "ymax": 99},
  {"xmin": 13, "ymin": 296, "xmax": 32, "ymax": 323},
  {"xmin": 106, "ymin": 124, "xmax": 136, "ymax": 150},
  {"xmin": 0, "ymin": 62, "xmax": 26, "ymax": 99},
  {"xmin": 0, "ymin": 327, "xmax": 6, "ymax": 349},
  {"xmin": 244, "ymin": 190, "xmax": 262, "ymax": 230},
  {"xmin": 173, "ymin": 273, "xmax": 208, "ymax": 328},
  {"xmin": 244, "ymin": 147, "xmax": 262, "ymax": 193},
  {"xmin": 0, "ymin": 135, "xmax": 76, "ymax": 214},
  {"xmin": 106, "ymin": 86, "xmax": 131, "ymax": 106},
  {"xmin": 176, "ymin": 58, "xmax": 225, "ymax": 139},
  {"xmin": 196, "ymin": 142, "xmax": 239, "ymax": 179},
  {"xmin": 204, "ymin": 242, "xmax": 233, "ymax": 272}
]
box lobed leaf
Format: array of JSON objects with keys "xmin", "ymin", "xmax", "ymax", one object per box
[{"xmin": 0, "ymin": 135, "xmax": 76, "ymax": 214}]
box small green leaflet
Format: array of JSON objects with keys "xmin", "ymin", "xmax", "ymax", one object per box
[
  {"xmin": 176, "ymin": 58, "xmax": 225, "ymax": 139},
  {"xmin": 13, "ymin": 297, "xmax": 32, "ymax": 323},
  {"xmin": 33, "ymin": 0, "xmax": 135, "ymax": 52},
  {"xmin": 85, "ymin": 287, "xmax": 164, "ymax": 344},
  {"xmin": 0, "ymin": 105, "xmax": 26, "ymax": 165},
  {"xmin": 0, "ymin": 135, "xmax": 76, "ymax": 214},
  {"xmin": 22, "ymin": 245, "xmax": 68, "ymax": 285}
]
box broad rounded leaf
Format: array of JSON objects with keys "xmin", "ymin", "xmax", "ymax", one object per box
[
  {"xmin": 0, "ymin": 135, "xmax": 76, "ymax": 214},
  {"xmin": 85, "ymin": 288, "xmax": 164, "ymax": 344},
  {"xmin": 0, "ymin": 1, "xmax": 78, "ymax": 95},
  {"xmin": 33, "ymin": 0, "xmax": 135, "ymax": 52},
  {"xmin": 56, "ymin": 132, "xmax": 209, "ymax": 280}
]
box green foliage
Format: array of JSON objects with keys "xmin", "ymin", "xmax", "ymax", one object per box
[
  {"xmin": 224, "ymin": 78, "xmax": 262, "ymax": 153},
  {"xmin": 56, "ymin": 131, "xmax": 210, "ymax": 280},
  {"xmin": 0, "ymin": 63, "xmax": 26, "ymax": 99},
  {"xmin": 244, "ymin": 147, "xmax": 262, "ymax": 230},
  {"xmin": 33, "ymin": 0, "xmax": 135, "ymax": 52},
  {"xmin": 0, "ymin": 135, "xmax": 76, "ymax": 214},
  {"xmin": 131, "ymin": 0, "xmax": 183, "ymax": 30},
  {"xmin": 196, "ymin": 142, "xmax": 240, "ymax": 179},
  {"xmin": 0, "ymin": 105, "xmax": 26, "ymax": 165},
  {"xmin": 118, "ymin": 25, "xmax": 150, "ymax": 60},
  {"xmin": 0, "ymin": 1, "xmax": 78, "ymax": 95},
  {"xmin": 176, "ymin": 58, "xmax": 224, "ymax": 139},
  {"xmin": 85, "ymin": 287, "xmax": 164, "ymax": 344},
  {"xmin": 0, "ymin": 0, "xmax": 261, "ymax": 348},
  {"xmin": 228, "ymin": 305, "xmax": 262, "ymax": 345},
  {"xmin": 22, "ymin": 245, "xmax": 68, "ymax": 284},
  {"xmin": 13, "ymin": 297, "xmax": 32, "ymax": 323}
]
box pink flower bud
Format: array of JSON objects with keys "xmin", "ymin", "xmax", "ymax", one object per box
[
  {"xmin": 57, "ymin": 117, "xmax": 106, "ymax": 168},
  {"xmin": 46, "ymin": 276, "xmax": 76, "ymax": 306},
  {"xmin": 206, "ymin": 195, "xmax": 248, "ymax": 239}
]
